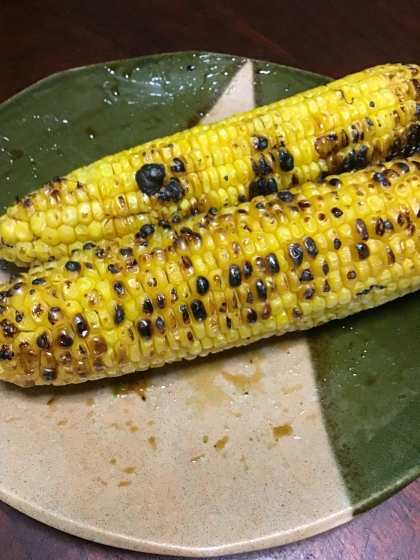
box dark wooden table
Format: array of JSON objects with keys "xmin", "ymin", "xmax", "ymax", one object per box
[{"xmin": 2, "ymin": 1, "xmax": 420, "ymax": 558}]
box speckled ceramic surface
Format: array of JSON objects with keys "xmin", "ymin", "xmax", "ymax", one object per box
[{"xmin": 0, "ymin": 52, "xmax": 419, "ymax": 556}]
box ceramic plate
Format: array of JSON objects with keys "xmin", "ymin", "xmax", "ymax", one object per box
[{"xmin": 0, "ymin": 52, "xmax": 419, "ymax": 557}]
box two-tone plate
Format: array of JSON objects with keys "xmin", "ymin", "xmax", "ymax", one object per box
[{"xmin": 0, "ymin": 52, "xmax": 419, "ymax": 556}]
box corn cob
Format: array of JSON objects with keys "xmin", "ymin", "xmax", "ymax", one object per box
[
  {"xmin": 2, "ymin": 64, "xmax": 420, "ymax": 267},
  {"xmin": 1, "ymin": 155, "xmax": 420, "ymax": 386}
]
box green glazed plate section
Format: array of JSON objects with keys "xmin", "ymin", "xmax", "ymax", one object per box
[
  {"xmin": 0, "ymin": 51, "xmax": 327, "ymax": 204},
  {"xmin": 0, "ymin": 50, "xmax": 419, "ymax": 544}
]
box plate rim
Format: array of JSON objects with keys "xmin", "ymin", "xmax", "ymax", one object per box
[{"xmin": 2, "ymin": 50, "xmax": 405, "ymax": 557}]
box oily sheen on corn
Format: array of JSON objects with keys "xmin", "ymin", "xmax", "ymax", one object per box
[
  {"xmin": 2, "ymin": 64, "xmax": 420, "ymax": 266},
  {"xmin": 1, "ymin": 156, "xmax": 420, "ymax": 386}
]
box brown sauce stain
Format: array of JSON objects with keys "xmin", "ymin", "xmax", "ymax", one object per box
[
  {"xmin": 190, "ymin": 454, "xmax": 205, "ymax": 463},
  {"xmin": 86, "ymin": 398, "xmax": 94, "ymax": 406},
  {"xmin": 222, "ymin": 369, "xmax": 263, "ymax": 394},
  {"xmin": 214, "ymin": 435, "xmax": 229, "ymax": 451},
  {"xmin": 97, "ymin": 477, "xmax": 108, "ymax": 486},
  {"xmin": 124, "ymin": 467, "xmax": 135, "ymax": 474},
  {"xmin": 148, "ymin": 420, "xmax": 155, "ymax": 425},
  {"xmin": 148, "ymin": 436, "xmax": 157, "ymax": 453},
  {"xmin": 118, "ymin": 481, "xmax": 131, "ymax": 487},
  {"xmin": 130, "ymin": 426, "xmax": 139, "ymax": 433},
  {"xmin": 125, "ymin": 420, "xmax": 133, "ymax": 426},
  {"xmin": 87, "ymin": 410, "xmax": 94, "ymax": 418},
  {"xmin": 5, "ymin": 417, "xmax": 21, "ymax": 423},
  {"xmin": 58, "ymin": 419, "xmax": 68, "ymax": 426},
  {"xmin": 202, "ymin": 435, "xmax": 209, "ymax": 443},
  {"xmin": 46, "ymin": 394, "xmax": 58, "ymax": 412},
  {"xmin": 110, "ymin": 458, "xmax": 116, "ymax": 465},
  {"xmin": 272, "ymin": 424, "xmax": 293, "ymax": 440},
  {"xmin": 113, "ymin": 375, "xmax": 157, "ymax": 401},
  {"xmin": 240, "ymin": 455, "xmax": 249, "ymax": 472},
  {"xmin": 110, "ymin": 423, "xmax": 121, "ymax": 430},
  {"xmin": 183, "ymin": 361, "xmax": 231, "ymax": 410},
  {"xmin": 282, "ymin": 384, "xmax": 303, "ymax": 396}
]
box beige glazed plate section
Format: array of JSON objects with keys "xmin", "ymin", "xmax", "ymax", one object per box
[{"xmin": 0, "ymin": 59, "xmax": 351, "ymax": 556}]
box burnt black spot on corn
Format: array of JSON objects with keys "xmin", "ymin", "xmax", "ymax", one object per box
[
  {"xmin": 355, "ymin": 243, "xmax": 370, "ymax": 260},
  {"xmin": 258, "ymin": 157, "xmax": 273, "ymax": 175},
  {"xmin": 114, "ymin": 305, "xmax": 125, "ymax": 326},
  {"xmin": 304, "ymin": 288, "xmax": 315, "ymax": 300},
  {"xmin": 375, "ymin": 218, "xmax": 385, "ymax": 236},
  {"xmin": 304, "ymin": 237, "xmax": 319, "ymax": 258},
  {"xmin": 191, "ymin": 300, "xmax": 207, "ymax": 322},
  {"xmin": 73, "ymin": 314, "xmax": 89, "ymax": 338},
  {"xmin": 373, "ymin": 172, "xmax": 390, "ymax": 187},
  {"xmin": 136, "ymin": 223, "xmax": 155, "ymax": 239},
  {"xmin": 196, "ymin": 276, "xmax": 210, "ymax": 295},
  {"xmin": 331, "ymin": 208, "xmax": 343, "ymax": 218},
  {"xmin": 247, "ymin": 309, "xmax": 257, "ymax": 325},
  {"xmin": 113, "ymin": 282, "xmax": 125, "ymax": 297},
  {"xmin": 142, "ymin": 298, "xmax": 154, "ymax": 315},
  {"xmin": 243, "ymin": 261, "xmax": 253, "ymax": 279},
  {"xmin": 58, "ymin": 332, "xmax": 73, "ymax": 348},
  {"xmin": 278, "ymin": 150, "xmax": 294, "ymax": 172},
  {"xmin": 266, "ymin": 253, "xmax": 280, "ymax": 275},
  {"xmin": 3, "ymin": 155, "xmax": 420, "ymax": 386},
  {"xmin": 119, "ymin": 247, "xmax": 133, "ymax": 257},
  {"xmin": 36, "ymin": 333, "xmax": 49, "ymax": 349},
  {"xmin": 253, "ymin": 136, "xmax": 269, "ymax": 151},
  {"xmin": 180, "ymin": 304, "xmax": 190, "ymax": 324},
  {"xmin": 229, "ymin": 265, "xmax": 242, "ymax": 287},
  {"xmin": 137, "ymin": 319, "xmax": 152, "ymax": 340},
  {"xmin": 300, "ymin": 270, "xmax": 315, "ymax": 282},
  {"xmin": 355, "ymin": 219, "xmax": 369, "ymax": 240},
  {"xmin": 3, "ymin": 64, "xmax": 420, "ymax": 267},
  {"xmin": 135, "ymin": 163, "xmax": 166, "ymax": 195},
  {"xmin": 156, "ymin": 294, "xmax": 166, "ymax": 309},
  {"xmin": 170, "ymin": 158, "xmax": 186, "ymax": 173},
  {"xmin": 255, "ymin": 279, "xmax": 268, "ymax": 301},
  {"xmin": 155, "ymin": 317, "xmax": 166, "ymax": 334},
  {"xmin": 107, "ymin": 264, "xmax": 121, "ymax": 275},
  {"xmin": 288, "ymin": 243, "xmax": 303, "ymax": 267},
  {"xmin": 277, "ymin": 190, "xmax": 293, "ymax": 203},
  {"xmin": 0, "ymin": 343, "xmax": 14, "ymax": 361},
  {"xmin": 158, "ymin": 220, "xmax": 171, "ymax": 230}
]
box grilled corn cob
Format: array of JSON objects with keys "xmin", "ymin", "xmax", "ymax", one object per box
[
  {"xmin": 2, "ymin": 64, "xmax": 420, "ymax": 266},
  {"xmin": 1, "ymin": 156, "xmax": 420, "ymax": 386}
]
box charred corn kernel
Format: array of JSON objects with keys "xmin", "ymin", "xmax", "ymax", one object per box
[
  {"xmin": 2, "ymin": 64, "xmax": 420, "ymax": 266},
  {"xmin": 2, "ymin": 155, "xmax": 420, "ymax": 385}
]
